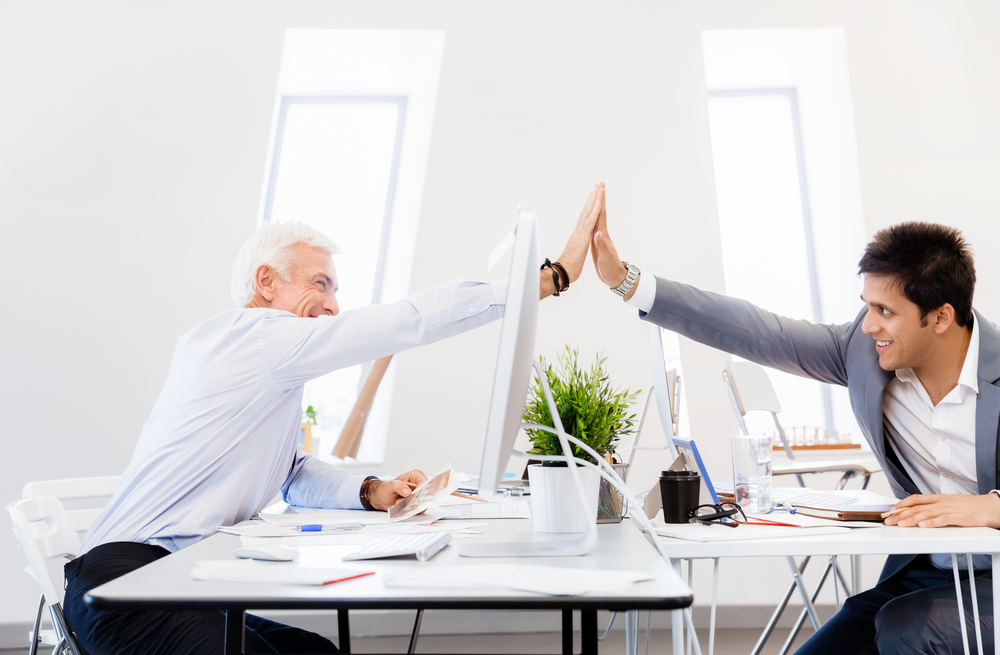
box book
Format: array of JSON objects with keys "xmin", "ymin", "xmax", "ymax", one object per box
[{"xmin": 793, "ymin": 504, "xmax": 893, "ymax": 522}]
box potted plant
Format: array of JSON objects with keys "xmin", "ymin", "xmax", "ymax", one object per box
[{"xmin": 522, "ymin": 347, "xmax": 639, "ymax": 533}]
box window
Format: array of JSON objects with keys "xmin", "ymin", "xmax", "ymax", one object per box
[
  {"xmin": 702, "ymin": 28, "xmax": 867, "ymax": 443},
  {"xmin": 258, "ymin": 30, "xmax": 445, "ymax": 464}
]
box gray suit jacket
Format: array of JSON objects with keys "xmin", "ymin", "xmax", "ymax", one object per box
[{"xmin": 642, "ymin": 277, "xmax": 1000, "ymax": 580}]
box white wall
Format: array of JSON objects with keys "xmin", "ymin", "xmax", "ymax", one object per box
[{"xmin": 2, "ymin": 0, "xmax": 1000, "ymax": 630}]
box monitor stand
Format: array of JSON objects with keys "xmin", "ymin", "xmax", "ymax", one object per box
[{"xmin": 460, "ymin": 360, "xmax": 597, "ymax": 558}]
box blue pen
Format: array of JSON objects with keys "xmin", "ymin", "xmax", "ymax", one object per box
[{"xmin": 298, "ymin": 523, "xmax": 363, "ymax": 532}]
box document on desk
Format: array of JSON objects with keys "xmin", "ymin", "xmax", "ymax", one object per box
[
  {"xmin": 433, "ymin": 500, "xmax": 532, "ymax": 520},
  {"xmin": 655, "ymin": 524, "xmax": 850, "ymax": 542},
  {"xmin": 192, "ymin": 560, "xmax": 374, "ymax": 586},
  {"xmin": 258, "ymin": 509, "xmax": 392, "ymax": 528},
  {"xmin": 383, "ymin": 565, "xmax": 653, "ymax": 596}
]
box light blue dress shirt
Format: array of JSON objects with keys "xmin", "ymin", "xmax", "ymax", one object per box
[{"xmin": 82, "ymin": 279, "xmax": 506, "ymax": 554}]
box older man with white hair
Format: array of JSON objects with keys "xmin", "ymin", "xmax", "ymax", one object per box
[{"xmin": 62, "ymin": 184, "xmax": 607, "ymax": 655}]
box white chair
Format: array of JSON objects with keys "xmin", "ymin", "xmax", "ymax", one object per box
[
  {"xmin": 723, "ymin": 361, "xmax": 882, "ymax": 654},
  {"xmin": 18, "ymin": 476, "xmax": 120, "ymax": 655},
  {"xmin": 723, "ymin": 361, "xmax": 880, "ymax": 489},
  {"xmin": 7, "ymin": 496, "xmax": 85, "ymax": 655}
]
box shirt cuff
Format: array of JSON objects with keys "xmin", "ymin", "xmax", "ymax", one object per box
[{"xmin": 625, "ymin": 270, "xmax": 656, "ymax": 313}]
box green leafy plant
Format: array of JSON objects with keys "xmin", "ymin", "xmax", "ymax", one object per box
[
  {"xmin": 303, "ymin": 405, "xmax": 317, "ymax": 425},
  {"xmin": 523, "ymin": 347, "xmax": 639, "ymax": 464}
]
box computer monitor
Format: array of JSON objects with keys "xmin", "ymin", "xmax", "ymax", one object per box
[
  {"xmin": 461, "ymin": 209, "xmax": 597, "ymax": 558},
  {"xmin": 476, "ymin": 209, "xmax": 539, "ymax": 501}
]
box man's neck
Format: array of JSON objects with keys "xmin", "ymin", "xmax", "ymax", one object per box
[{"xmin": 912, "ymin": 324, "xmax": 974, "ymax": 406}]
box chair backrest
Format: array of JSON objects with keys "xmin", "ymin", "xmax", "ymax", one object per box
[
  {"xmin": 7, "ymin": 496, "xmax": 82, "ymax": 605},
  {"xmin": 23, "ymin": 475, "xmax": 120, "ymax": 534},
  {"xmin": 726, "ymin": 361, "xmax": 783, "ymax": 415}
]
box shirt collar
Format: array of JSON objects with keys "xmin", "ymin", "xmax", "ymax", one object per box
[{"xmin": 895, "ymin": 315, "xmax": 980, "ymax": 396}]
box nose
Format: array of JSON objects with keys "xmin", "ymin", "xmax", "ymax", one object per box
[
  {"xmin": 862, "ymin": 308, "xmax": 878, "ymax": 335},
  {"xmin": 323, "ymin": 291, "xmax": 339, "ymax": 317}
]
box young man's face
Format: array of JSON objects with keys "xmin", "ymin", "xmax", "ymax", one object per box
[{"xmin": 860, "ymin": 274, "xmax": 937, "ymax": 371}]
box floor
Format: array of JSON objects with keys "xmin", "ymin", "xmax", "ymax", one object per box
[{"xmin": 1, "ymin": 627, "xmax": 813, "ymax": 654}]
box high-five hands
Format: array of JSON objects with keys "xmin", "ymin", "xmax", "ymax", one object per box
[
  {"xmin": 882, "ymin": 492, "xmax": 1000, "ymax": 529},
  {"xmin": 540, "ymin": 183, "xmax": 605, "ymax": 299},
  {"xmin": 589, "ymin": 186, "xmax": 634, "ymax": 294}
]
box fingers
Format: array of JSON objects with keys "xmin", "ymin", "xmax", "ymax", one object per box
[
  {"xmin": 397, "ymin": 469, "xmax": 427, "ymax": 485},
  {"xmin": 893, "ymin": 494, "xmax": 938, "ymax": 508}
]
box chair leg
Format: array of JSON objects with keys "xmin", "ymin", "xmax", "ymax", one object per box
[
  {"xmin": 750, "ymin": 563, "xmax": 804, "ymax": 655},
  {"xmin": 778, "ymin": 555, "xmax": 836, "ymax": 655},
  {"xmin": 786, "ymin": 557, "xmax": 822, "ymax": 631},
  {"xmin": 30, "ymin": 593, "xmax": 44, "ymax": 655}
]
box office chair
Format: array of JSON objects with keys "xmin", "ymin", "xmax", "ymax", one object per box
[
  {"xmin": 723, "ymin": 361, "xmax": 879, "ymax": 489},
  {"xmin": 20, "ymin": 476, "xmax": 120, "ymax": 655},
  {"xmin": 723, "ymin": 361, "xmax": 882, "ymax": 654},
  {"xmin": 7, "ymin": 496, "xmax": 85, "ymax": 655}
]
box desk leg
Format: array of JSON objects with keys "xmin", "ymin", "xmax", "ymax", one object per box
[
  {"xmin": 993, "ymin": 554, "xmax": 1000, "ymax": 655},
  {"xmin": 671, "ymin": 559, "xmax": 684, "ymax": 655},
  {"xmin": 851, "ymin": 555, "xmax": 862, "ymax": 596},
  {"xmin": 338, "ymin": 609, "xmax": 351, "ymax": 653},
  {"xmin": 563, "ymin": 609, "xmax": 574, "ymax": 655},
  {"xmin": 224, "ymin": 609, "xmax": 245, "ymax": 655},
  {"xmin": 581, "ymin": 609, "xmax": 598, "ymax": 655},
  {"xmin": 625, "ymin": 610, "xmax": 638, "ymax": 655}
]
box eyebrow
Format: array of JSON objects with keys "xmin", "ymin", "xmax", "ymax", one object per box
[{"xmin": 860, "ymin": 295, "xmax": 890, "ymax": 311}]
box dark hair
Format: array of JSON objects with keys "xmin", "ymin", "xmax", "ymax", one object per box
[{"xmin": 858, "ymin": 222, "xmax": 975, "ymax": 328}]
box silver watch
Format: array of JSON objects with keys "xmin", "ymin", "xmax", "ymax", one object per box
[{"xmin": 611, "ymin": 261, "xmax": 640, "ymax": 298}]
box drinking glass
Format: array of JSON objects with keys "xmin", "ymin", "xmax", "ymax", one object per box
[{"xmin": 731, "ymin": 435, "xmax": 772, "ymax": 514}]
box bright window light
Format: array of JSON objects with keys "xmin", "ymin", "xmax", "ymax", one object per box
[
  {"xmin": 708, "ymin": 93, "xmax": 825, "ymax": 431},
  {"xmin": 267, "ymin": 100, "xmax": 402, "ymax": 458}
]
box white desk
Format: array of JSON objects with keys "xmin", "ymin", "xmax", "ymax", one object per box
[
  {"xmin": 86, "ymin": 519, "xmax": 692, "ymax": 655},
  {"xmin": 655, "ymin": 525, "xmax": 1000, "ymax": 655}
]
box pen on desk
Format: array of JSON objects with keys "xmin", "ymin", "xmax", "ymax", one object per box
[
  {"xmin": 298, "ymin": 523, "xmax": 363, "ymax": 532},
  {"xmin": 881, "ymin": 507, "xmax": 904, "ymax": 518}
]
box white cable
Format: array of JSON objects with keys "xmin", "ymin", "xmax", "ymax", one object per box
[
  {"xmin": 521, "ymin": 422, "xmax": 675, "ymax": 564},
  {"xmin": 597, "ymin": 611, "xmax": 617, "ymax": 641}
]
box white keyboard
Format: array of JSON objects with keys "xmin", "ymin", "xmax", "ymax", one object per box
[
  {"xmin": 342, "ymin": 533, "xmax": 452, "ymax": 562},
  {"xmin": 438, "ymin": 501, "xmax": 532, "ymax": 519}
]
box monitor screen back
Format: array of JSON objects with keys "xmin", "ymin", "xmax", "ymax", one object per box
[{"xmin": 477, "ymin": 210, "xmax": 538, "ymax": 500}]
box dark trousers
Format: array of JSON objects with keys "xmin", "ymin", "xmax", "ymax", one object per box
[
  {"xmin": 64, "ymin": 542, "xmax": 339, "ymax": 655},
  {"xmin": 796, "ymin": 555, "xmax": 994, "ymax": 655}
]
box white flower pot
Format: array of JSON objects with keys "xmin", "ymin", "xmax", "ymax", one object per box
[{"xmin": 527, "ymin": 464, "xmax": 601, "ymax": 534}]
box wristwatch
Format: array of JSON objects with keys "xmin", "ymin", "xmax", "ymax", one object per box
[{"xmin": 611, "ymin": 261, "xmax": 640, "ymax": 299}]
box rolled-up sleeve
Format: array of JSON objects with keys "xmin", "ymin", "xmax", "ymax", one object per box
[{"xmin": 281, "ymin": 449, "xmax": 369, "ymax": 509}]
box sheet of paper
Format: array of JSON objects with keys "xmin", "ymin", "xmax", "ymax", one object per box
[
  {"xmin": 388, "ymin": 463, "xmax": 460, "ymax": 521},
  {"xmin": 365, "ymin": 521, "xmax": 487, "ymax": 536},
  {"xmin": 654, "ymin": 524, "xmax": 850, "ymax": 542},
  {"xmin": 259, "ymin": 509, "xmax": 392, "ymax": 527},
  {"xmin": 240, "ymin": 535, "xmax": 373, "ymax": 548},
  {"xmin": 382, "ymin": 565, "xmax": 652, "ymax": 596},
  {"xmin": 192, "ymin": 560, "xmax": 374, "ymax": 586},
  {"xmin": 762, "ymin": 513, "xmax": 884, "ymax": 529}
]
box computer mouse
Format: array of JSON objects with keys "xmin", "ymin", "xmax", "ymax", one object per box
[{"xmin": 232, "ymin": 545, "xmax": 300, "ymax": 562}]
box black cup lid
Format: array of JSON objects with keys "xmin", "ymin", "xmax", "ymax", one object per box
[{"xmin": 660, "ymin": 470, "xmax": 700, "ymax": 479}]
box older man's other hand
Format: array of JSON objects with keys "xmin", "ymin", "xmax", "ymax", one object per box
[{"xmin": 368, "ymin": 469, "xmax": 428, "ymax": 511}]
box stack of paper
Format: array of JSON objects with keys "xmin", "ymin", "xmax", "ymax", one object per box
[
  {"xmin": 191, "ymin": 560, "xmax": 374, "ymax": 586},
  {"xmin": 655, "ymin": 523, "xmax": 849, "ymax": 542}
]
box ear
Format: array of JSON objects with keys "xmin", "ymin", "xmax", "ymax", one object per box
[
  {"xmin": 932, "ymin": 303, "xmax": 956, "ymax": 334},
  {"xmin": 255, "ymin": 264, "xmax": 278, "ymax": 302}
]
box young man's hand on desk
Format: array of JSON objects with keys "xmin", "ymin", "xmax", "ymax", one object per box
[
  {"xmin": 883, "ymin": 492, "xmax": 1000, "ymax": 528},
  {"xmin": 368, "ymin": 469, "xmax": 428, "ymax": 511}
]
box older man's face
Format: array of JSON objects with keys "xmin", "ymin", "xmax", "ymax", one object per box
[{"xmin": 270, "ymin": 244, "xmax": 340, "ymax": 318}]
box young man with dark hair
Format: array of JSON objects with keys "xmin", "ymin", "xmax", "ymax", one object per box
[{"xmin": 591, "ymin": 204, "xmax": 1000, "ymax": 653}]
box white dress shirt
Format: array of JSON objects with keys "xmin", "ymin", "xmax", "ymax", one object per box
[
  {"xmin": 82, "ymin": 279, "xmax": 506, "ymax": 554},
  {"xmin": 883, "ymin": 317, "xmax": 980, "ymax": 497}
]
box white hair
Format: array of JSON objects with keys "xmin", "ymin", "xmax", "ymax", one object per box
[{"xmin": 231, "ymin": 222, "xmax": 341, "ymax": 307}]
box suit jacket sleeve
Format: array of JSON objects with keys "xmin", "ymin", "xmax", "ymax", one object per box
[{"xmin": 641, "ymin": 276, "xmax": 854, "ymax": 387}]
